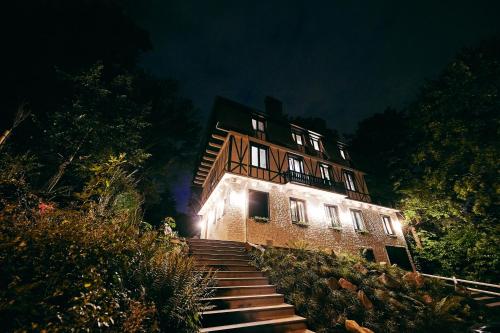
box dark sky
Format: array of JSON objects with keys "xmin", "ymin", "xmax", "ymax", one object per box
[{"xmin": 125, "ymin": 0, "xmax": 500, "ymax": 212}]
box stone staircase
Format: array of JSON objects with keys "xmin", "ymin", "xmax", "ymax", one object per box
[{"xmin": 188, "ymin": 239, "xmax": 314, "ymax": 333}]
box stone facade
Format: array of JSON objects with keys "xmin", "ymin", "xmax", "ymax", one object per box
[{"xmin": 199, "ymin": 174, "xmax": 411, "ymax": 265}]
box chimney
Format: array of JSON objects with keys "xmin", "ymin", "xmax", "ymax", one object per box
[{"xmin": 265, "ymin": 96, "xmax": 283, "ymax": 118}]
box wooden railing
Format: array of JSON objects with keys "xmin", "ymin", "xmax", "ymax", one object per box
[{"xmin": 283, "ymin": 170, "xmax": 346, "ymax": 195}]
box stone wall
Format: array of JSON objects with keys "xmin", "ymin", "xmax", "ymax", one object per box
[{"xmin": 200, "ymin": 174, "xmax": 410, "ymax": 265}]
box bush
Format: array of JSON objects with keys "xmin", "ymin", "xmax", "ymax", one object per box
[
  {"xmin": 251, "ymin": 247, "xmax": 489, "ymax": 333},
  {"xmin": 0, "ymin": 209, "xmax": 212, "ymax": 332}
]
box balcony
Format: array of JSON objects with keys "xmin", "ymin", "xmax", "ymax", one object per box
[{"xmin": 283, "ymin": 170, "xmax": 347, "ymax": 195}]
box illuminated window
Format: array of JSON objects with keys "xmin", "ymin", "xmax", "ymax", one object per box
[
  {"xmin": 319, "ymin": 163, "xmax": 331, "ymax": 180},
  {"xmin": 251, "ymin": 143, "xmax": 268, "ymax": 169},
  {"xmin": 290, "ymin": 198, "xmax": 307, "ymax": 223},
  {"xmin": 382, "ymin": 215, "xmax": 395, "ymax": 235},
  {"xmin": 309, "ymin": 136, "xmax": 321, "ymax": 151},
  {"xmin": 248, "ymin": 190, "xmax": 269, "ymax": 218},
  {"xmin": 292, "ymin": 131, "xmax": 303, "ymax": 145},
  {"xmin": 343, "ymin": 170, "xmax": 356, "ymax": 191},
  {"xmin": 288, "ymin": 155, "xmax": 304, "ymax": 173},
  {"xmin": 339, "ymin": 147, "xmax": 347, "ymax": 159},
  {"xmin": 350, "ymin": 209, "xmax": 366, "ymax": 231},
  {"xmin": 325, "ymin": 205, "xmax": 341, "ymax": 228},
  {"xmin": 252, "ymin": 118, "xmax": 265, "ymax": 132}
]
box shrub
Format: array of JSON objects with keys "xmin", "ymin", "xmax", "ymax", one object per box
[
  {"xmin": 251, "ymin": 247, "xmax": 489, "ymax": 333},
  {"xmin": 0, "ymin": 209, "xmax": 212, "ymax": 332}
]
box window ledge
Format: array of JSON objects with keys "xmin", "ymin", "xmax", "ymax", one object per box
[
  {"xmin": 355, "ymin": 229, "xmax": 369, "ymax": 234},
  {"xmin": 386, "ymin": 234, "xmax": 397, "ymax": 238},
  {"xmin": 292, "ymin": 221, "xmax": 309, "ymax": 227},
  {"xmin": 250, "ymin": 217, "xmax": 270, "ymax": 223},
  {"xmin": 328, "ymin": 226, "xmax": 342, "ymax": 231}
]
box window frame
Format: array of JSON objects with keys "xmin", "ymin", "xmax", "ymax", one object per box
[
  {"xmin": 290, "ymin": 198, "xmax": 308, "ymax": 224},
  {"xmin": 250, "ymin": 143, "xmax": 269, "ymax": 169},
  {"xmin": 309, "ymin": 136, "xmax": 321, "ymax": 151},
  {"xmin": 382, "ymin": 215, "xmax": 395, "ymax": 235},
  {"xmin": 350, "ymin": 209, "xmax": 366, "ymax": 232},
  {"xmin": 248, "ymin": 190, "xmax": 270, "ymax": 219},
  {"xmin": 251, "ymin": 117, "xmax": 266, "ymax": 133},
  {"xmin": 291, "ymin": 131, "xmax": 304, "ymax": 145},
  {"xmin": 288, "ymin": 154, "xmax": 305, "ymax": 174},
  {"xmin": 343, "ymin": 170, "xmax": 357, "ymax": 191},
  {"xmin": 325, "ymin": 204, "xmax": 341, "ymax": 228},
  {"xmin": 319, "ymin": 163, "xmax": 332, "ymax": 181},
  {"xmin": 339, "ymin": 147, "xmax": 347, "ymax": 160}
]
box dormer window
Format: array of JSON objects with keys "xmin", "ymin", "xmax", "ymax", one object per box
[
  {"xmin": 339, "ymin": 147, "xmax": 347, "ymax": 159},
  {"xmin": 292, "ymin": 131, "xmax": 303, "ymax": 145},
  {"xmin": 252, "ymin": 118, "xmax": 265, "ymax": 132},
  {"xmin": 310, "ymin": 136, "xmax": 321, "ymax": 151}
]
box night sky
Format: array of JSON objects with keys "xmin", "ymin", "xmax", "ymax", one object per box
[{"xmin": 125, "ymin": 0, "xmax": 500, "ymax": 212}]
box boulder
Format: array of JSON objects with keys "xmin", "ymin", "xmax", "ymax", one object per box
[
  {"xmin": 402, "ymin": 272, "xmax": 425, "ymax": 288},
  {"xmin": 339, "ymin": 278, "xmax": 358, "ymax": 292},
  {"xmin": 345, "ymin": 319, "xmax": 374, "ymax": 333},
  {"xmin": 357, "ymin": 290, "xmax": 374, "ymax": 310},
  {"xmin": 377, "ymin": 273, "xmax": 400, "ymax": 289},
  {"xmin": 327, "ymin": 277, "xmax": 340, "ymax": 290},
  {"xmin": 353, "ymin": 262, "xmax": 369, "ymax": 275}
]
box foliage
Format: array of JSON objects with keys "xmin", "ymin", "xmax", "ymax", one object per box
[
  {"xmin": 349, "ymin": 39, "xmax": 500, "ymax": 281},
  {"xmin": 0, "ymin": 205, "xmax": 212, "ymax": 332},
  {"xmin": 251, "ymin": 247, "xmax": 490, "ymax": 333}
]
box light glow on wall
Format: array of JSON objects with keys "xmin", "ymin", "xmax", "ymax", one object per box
[
  {"xmin": 230, "ymin": 190, "xmax": 246, "ymax": 207},
  {"xmin": 392, "ymin": 217, "xmax": 403, "ymax": 234},
  {"xmin": 308, "ymin": 202, "xmax": 325, "ymax": 222}
]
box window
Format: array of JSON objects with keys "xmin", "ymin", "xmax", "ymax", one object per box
[
  {"xmin": 290, "ymin": 198, "xmax": 307, "ymax": 223},
  {"xmin": 248, "ymin": 190, "xmax": 269, "ymax": 219},
  {"xmin": 350, "ymin": 209, "xmax": 366, "ymax": 231},
  {"xmin": 325, "ymin": 205, "xmax": 341, "ymax": 228},
  {"xmin": 360, "ymin": 248, "xmax": 376, "ymax": 262},
  {"xmin": 252, "ymin": 118, "xmax": 265, "ymax": 132},
  {"xmin": 319, "ymin": 163, "xmax": 331, "ymax": 180},
  {"xmin": 339, "ymin": 147, "xmax": 347, "ymax": 159},
  {"xmin": 382, "ymin": 215, "xmax": 395, "ymax": 235},
  {"xmin": 292, "ymin": 131, "xmax": 303, "ymax": 145},
  {"xmin": 251, "ymin": 144, "xmax": 268, "ymax": 169},
  {"xmin": 343, "ymin": 170, "xmax": 357, "ymax": 191},
  {"xmin": 288, "ymin": 155, "xmax": 304, "ymax": 173},
  {"xmin": 385, "ymin": 246, "xmax": 413, "ymax": 271},
  {"xmin": 310, "ymin": 136, "xmax": 321, "ymax": 151}
]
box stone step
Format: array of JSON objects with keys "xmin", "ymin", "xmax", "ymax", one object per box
[
  {"xmin": 215, "ymin": 277, "xmax": 269, "ymax": 287},
  {"xmin": 197, "ymin": 271, "xmax": 265, "ymax": 278},
  {"xmin": 199, "ymin": 315, "xmax": 308, "ymax": 333},
  {"xmin": 188, "ymin": 239, "xmax": 244, "ymax": 246},
  {"xmin": 195, "ymin": 258, "xmax": 251, "ymax": 266},
  {"xmin": 194, "ymin": 264, "xmax": 257, "ymax": 271},
  {"xmin": 201, "ymin": 294, "xmax": 285, "ymax": 310},
  {"xmin": 192, "ymin": 253, "xmax": 249, "ymax": 260},
  {"xmin": 190, "ymin": 245, "xmax": 247, "ymax": 252},
  {"xmin": 211, "ymin": 285, "xmax": 276, "ymax": 297},
  {"xmin": 201, "ymin": 304, "xmax": 295, "ymax": 327}
]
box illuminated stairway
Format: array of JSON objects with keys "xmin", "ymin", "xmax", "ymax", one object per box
[{"xmin": 188, "ymin": 239, "xmax": 314, "ymax": 333}]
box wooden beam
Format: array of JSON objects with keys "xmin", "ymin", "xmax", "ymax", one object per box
[
  {"xmin": 201, "ymin": 161, "xmax": 213, "ymax": 167},
  {"xmin": 199, "ymin": 166, "xmax": 210, "ymax": 172},
  {"xmin": 193, "ymin": 180, "xmax": 203, "ymax": 185},
  {"xmin": 197, "ymin": 170, "xmax": 208, "ymax": 176},
  {"xmin": 208, "ymin": 141, "xmax": 222, "ymax": 149},
  {"xmin": 203, "ymin": 155, "xmax": 215, "ymax": 162},
  {"xmin": 206, "ymin": 149, "xmax": 218, "ymax": 155},
  {"xmin": 212, "ymin": 133, "xmax": 226, "ymax": 141}
]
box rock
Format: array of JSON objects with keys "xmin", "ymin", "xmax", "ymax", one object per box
[
  {"xmin": 339, "ymin": 278, "xmax": 358, "ymax": 292},
  {"xmin": 377, "ymin": 273, "xmax": 400, "ymax": 289},
  {"xmin": 357, "ymin": 290, "xmax": 374, "ymax": 310},
  {"xmin": 374, "ymin": 288, "xmax": 389, "ymax": 301},
  {"xmin": 345, "ymin": 319, "xmax": 374, "ymax": 333},
  {"xmin": 327, "ymin": 277, "xmax": 340, "ymax": 290},
  {"xmin": 422, "ymin": 293, "xmax": 433, "ymax": 304},
  {"xmin": 353, "ymin": 262, "xmax": 369, "ymax": 275},
  {"xmin": 403, "ymin": 272, "xmax": 425, "ymax": 288}
]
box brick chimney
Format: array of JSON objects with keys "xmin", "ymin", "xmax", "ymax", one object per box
[{"xmin": 265, "ymin": 96, "xmax": 283, "ymax": 118}]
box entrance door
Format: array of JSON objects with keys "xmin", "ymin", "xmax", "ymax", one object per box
[{"xmin": 385, "ymin": 246, "xmax": 413, "ymax": 271}]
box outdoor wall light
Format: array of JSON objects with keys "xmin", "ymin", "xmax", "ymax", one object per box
[{"xmin": 230, "ymin": 190, "xmax": 246, "ymax": 207}]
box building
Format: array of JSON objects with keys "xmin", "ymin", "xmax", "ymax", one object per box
[{"xmin": 192, "ymin": 96, "xmax": 413, "ymax": 270}]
